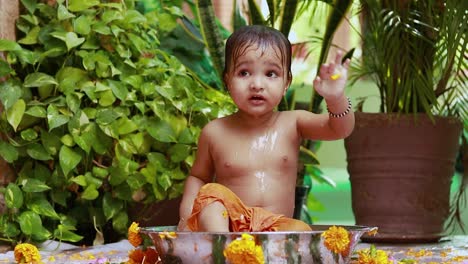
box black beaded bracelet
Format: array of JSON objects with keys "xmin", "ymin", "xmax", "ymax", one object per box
[{"xmin": 327, "ymin": 97, "xmax": 352, "ymax": 118}]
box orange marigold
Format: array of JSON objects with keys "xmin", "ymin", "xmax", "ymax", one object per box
[
  {"xmin": 14, "ymin": 243, "xmax": 42, "ymax": 264},
  {"xmin": 127, "ymin": 248, "xmax": 159, "ymax": 264},
  {"xmin": 128, "ymin": 222, "xmax": 143, "ymax": 247},
  {"xmin": 321, "ymin": 226, "xmax": 351, "ymax": 256},
  {"xmin": 223, "ymin": 233, "xmax": 264, "ymax": 264}
]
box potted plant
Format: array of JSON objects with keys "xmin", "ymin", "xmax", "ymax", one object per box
[
  {"xmin": 0, "ymin": 0, "xmax": 233, "ymax": 246},
  {"xmin": 345, "ymin": 0, "xmax": 467, "ymax": 242}
]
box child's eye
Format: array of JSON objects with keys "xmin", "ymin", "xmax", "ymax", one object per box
[
  {"xmin": 239, "ymin": 70, "xmax": 249, "ymax": 77},
  {"xmin": 266, "ymin": 71, "xmax": 278, "ymax": 78}
]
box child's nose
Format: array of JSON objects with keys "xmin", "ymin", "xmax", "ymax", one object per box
[{"xmin": 250, "ymin": 77, "xmax": 264, "ymax": 91}]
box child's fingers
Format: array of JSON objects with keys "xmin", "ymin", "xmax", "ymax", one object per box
[{"xmin": 334, "ymin": 51, "xmax": 344, "ymax": 65}]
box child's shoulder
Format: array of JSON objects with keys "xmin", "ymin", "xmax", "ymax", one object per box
[{"xmin": 200, "ymin": 115, "xmax": 232, "ymax": 133}]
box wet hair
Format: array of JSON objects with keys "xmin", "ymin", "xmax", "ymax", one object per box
[{"xmin": 223, "ymin": 25, "xmax": 292, "ymax": 87}]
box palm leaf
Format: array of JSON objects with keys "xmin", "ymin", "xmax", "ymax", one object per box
[{"xmin": 195, "ymin": 0, "xmax": 225, "ymax": 83}]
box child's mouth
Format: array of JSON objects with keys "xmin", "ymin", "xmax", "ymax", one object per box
[{"xmin": 249, "ymin": 95, "xmax": 265, "ymax": 104}]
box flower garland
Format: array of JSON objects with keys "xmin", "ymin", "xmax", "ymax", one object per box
[{"xmin": 223, "ymin": 233, "xmax": 264, "ymax": 264}]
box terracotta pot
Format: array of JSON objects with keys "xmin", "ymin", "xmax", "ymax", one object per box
[{"xmin": 345, "ymin": 112, "xmax": 462, "ymax": 243}]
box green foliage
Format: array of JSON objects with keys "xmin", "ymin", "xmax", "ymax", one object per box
[
  {"xmin": 0, "ymin": 0, "xmax": 234, "ymax": 245},
  {"xmin": 350, "ymin": 0, "xmax": 467, "ymax": 118}
]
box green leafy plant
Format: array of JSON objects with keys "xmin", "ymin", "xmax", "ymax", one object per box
[
  {"xmin": 0, "ymin": 0, "xmax": 234, "ymax": 246},
  {"xmin": 350, "ymin": 0, "xmax": 467, "ymax": 117}
]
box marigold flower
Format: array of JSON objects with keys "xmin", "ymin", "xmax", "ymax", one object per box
[
  {"xmin": 357, "ymin": 245, "xmax": 391, "ymax": 264},
  {"xmin": 14, "ymin": 243, "xmax": 42, "ymax": 264},
  {"xmin": 128, "ymin": 222, "xmax": 143, "ymax": 247},
  {"xmin": 321, "ymin": 226, "xmax": 351, "ymax": 256},
  {"xmin": 223, "ymin": 233, "xmax": 264, "ymax": 264},
  {"xmin": 127, "ymin": 248, "xmax": 159, "ymax": 264}
]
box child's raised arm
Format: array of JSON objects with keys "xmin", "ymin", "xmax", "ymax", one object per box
[{"xmin": 296, "ymin": 52, "xmax": 354, "ymax": 140}]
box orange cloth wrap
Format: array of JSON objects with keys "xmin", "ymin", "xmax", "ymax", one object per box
[{"xmin": 187, "ymin": 183, "xmax": 312, "ymax": 232}]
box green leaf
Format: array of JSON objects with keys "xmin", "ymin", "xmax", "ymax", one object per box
[
  {"xmin": 158, "ymin": 172, "xmax": 172, "ymax": 191},
  {"xmin": 0, "ymin": 60, "xmax": 12, "ymax": 77},
  {"xmin": 5, "ymin": 183, "xmax": 24, "ymax": 209},
  {"xmin": 21, "ymin": 178, "xmax": 51, "ymax": 192},
  {"xmin": 57, "ymin": 4, "xmax": 76, "ymax": 20},
  {"xmin": 20, "ymin": 0, "xmax": 37, "ymax": 14},
  {"xmin": 147, "ymin": 119, "xmax": 177, "ymax": 143},
  {"xmin": 51, "ymin": 190, "xmax": 69, "ymax": 207},
  {"xmin": 26, "ymin": 143, "xmax": 53, "ymax": 160},
  {"xmin": 24, "ymin": 72, "xmax": 58, "ymax": 87},
  {"xmin": 71, "ymin": 175, "xmax": 87, "ymax": 186},
  {"xmin": 59, "ymin": 145, "xmax": 82, "ymax": 176},
  {"xmin": 56, "ymin": 67, "xmax": 89, "ymax": 94},
  {"xmin": 103, "ymin": 193, "xmax": 123, "ymax": 221},
  {"xmin": 0, "ymin": 217, "xmax": 20, "ymax": 238},
  {"xmin": 168, "ymin": 144, "xmax": 191, "ymax": 163},
  {"xmin": 31, "ymin": 226, "xmax": 52, "ymax": 242},
  {"xmin": 25, "ymin": 105, "xmax": 47, "ymax": 118},
  {"xmin": 28, "ymin": 198, "xmax": 60, "ymax": 219},
  {"xmin": 54, "ymin": 225, "xmax": 83, "ymax": 242},
  {"xmin": 96, "ymin": 108, "xmax": 120, "ymax": 125},
  {"xmin": 108, "ymin": 165, "xmax": 127, "ymax": 186},
  {"xmin": 112, "ymin": 211, "xmax": 129, "ymax": 234},
  {"xmin": 0, "ymin": 141, "xmax": 19, "ymax": 163},
  {"xmin": 51, "ymin": 31, "xmax": 85, "ymax": 51},
  {"xmin": 116, "ymin": 117, "xmax": 138, "ymax": 135},
  {"xmin": 81, "ymin": 184, "xmax": 99, "ymax": 200},
  {"xmin": 21, "ymin": 128, "xmax": 38, "ymax": 141},
  {"xmin": 0, "ymin": 81, "xmax": 22, "ymax": 110},
  {"xmin": 41, "ymin": 128, "xmax": 62, "ymax": 156},
  {"xmin": 68, "ymin": 0, "xmax": 100, "ymax": 12},
  {"xmin": 74, "ymin": 15, "xmax": 92, "ymax": 35},
  {"xmin": 47, "ymin": 105, "xmax": 70, "ymax": 131},
  {"xmin": 6, "ymin": 99, "xmax": 25, "ymax": 131},
  {"xmin": 18, "ymin": 211, "xmax": 42, "ymax": 235},
  {"xmin": 0, "ymin": 39, "xmax": 22, "ymax": 51},
  {"xmin": 18, "ymin": 26, "xmax": 40, "ymax": 45}
]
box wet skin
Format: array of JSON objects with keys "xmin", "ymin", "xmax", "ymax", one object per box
[{"xmin": 179, "ymin": 44, "xmax": 354, "ymax": 231}]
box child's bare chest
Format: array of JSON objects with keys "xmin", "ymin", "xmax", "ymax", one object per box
[{"xmin": 211, "ymin": 130, "xmax": 299, "ymax": 175}]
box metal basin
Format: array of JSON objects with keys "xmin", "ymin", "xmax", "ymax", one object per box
[{"xmin": 141, "ymin": 225, "xmax": 376, "ymax": 264}]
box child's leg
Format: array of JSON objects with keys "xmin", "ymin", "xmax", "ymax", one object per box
[{"xmin": 198, "ymin": 201, "xmax": 229, "ymax": 232}]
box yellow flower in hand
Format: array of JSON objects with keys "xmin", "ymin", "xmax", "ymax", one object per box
[
  {"xmin": 128, "ymin": 222, "xmax": 143, "ymax": 247},
  {"xmin": 357, "ymin": 245, "xmax": 391, "ymax": 264},
  {"xmin": 321, "ymin": 226, "xmax": 351, "ymax": 256},
  {"xmin": 224, "ymin": 233, "xmax": 264, "ymax": 264},
  {"xmin": 14, "ymin": 243, "xmax": 41, "ymax": 264}
]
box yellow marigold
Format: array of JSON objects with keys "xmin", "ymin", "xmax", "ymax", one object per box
[
  {"xmin": 321, "ymin": 226, "xmax": 350, "ymax": 256},
  {"xmin": 14, "ymin": 243, "xmax": 42, "ymax": 264},
  {"xmin": 357, "ymin": 245, "xmax": 391, "ymax": 264},
  {"xmin": 223, "ymin": 233, "xmax": 264, "ymax": 264},
  {"xmin": 128, "ymin": 222, "xmax": 143, "ymax": 247}
]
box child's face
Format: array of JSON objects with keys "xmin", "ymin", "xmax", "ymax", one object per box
[{"xmin": 226, "ymin": 45, "xmax": 290, "ymax": 117}]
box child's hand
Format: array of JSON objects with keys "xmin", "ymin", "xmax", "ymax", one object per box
[{"xmin": 313, "ymin": 51, "xmax": 351, "ymax": 102}]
